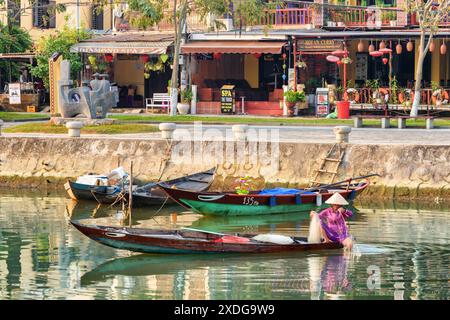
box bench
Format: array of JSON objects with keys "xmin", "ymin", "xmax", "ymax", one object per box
[
  {"xmin": 352, "ymin": 115, "xmax": 392, "ymax": 129},
  {"xmin": 396, "ymin": 116, "xmax": 435, "ymax": 129},
  {"xmin": 145, "ymin": 93, "xmax": 171, "ymax": 113}
]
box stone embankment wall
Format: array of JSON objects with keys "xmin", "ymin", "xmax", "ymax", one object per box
[{"xmin": 0, "ymin": 136, "xmax": 449, "ymax": 201}]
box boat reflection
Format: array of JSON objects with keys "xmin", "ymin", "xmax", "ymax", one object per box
[{"xmin": 80, "ymin": 251, "xmax": 355, "ymax": 300}]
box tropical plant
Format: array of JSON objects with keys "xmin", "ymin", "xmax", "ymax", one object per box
[
  {"xmin": 390, "ymin": 76, "xmax": 399, "ymax": 104},
  {"xmin": 365, "ymin": 79, "xmax": 380, "ymax": 90},
  {"xmin": 305, "ymin": 77, "xmax": 321, "ymax": 94},
  {"xmin": 30, "ymin": 24, "xmax": 91, "ymax": 88},
  {"xmin": 0, "ymin": 22, "xmax": 32, "ymax": 83},
  {"xmin": 180, "ymin": 87, "xmax": 193, "ymax": 103},
  {"xmin": 284, "ymin": 90, "xmax": 306, "ymax": 103}
]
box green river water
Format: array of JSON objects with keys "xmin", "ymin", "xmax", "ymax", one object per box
[{"xmin": 0, "ymin": 191, "xmax": 448, "ymax": 300}]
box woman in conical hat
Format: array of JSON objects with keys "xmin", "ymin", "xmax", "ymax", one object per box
[{"xmin": 310, "ymin": 192, "xmax": 353, "ymax": 250}]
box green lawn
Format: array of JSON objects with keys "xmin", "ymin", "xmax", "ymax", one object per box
[
  {"xmin": 0, "ymin": 112, "xmax": 50, "ymax": 122},
  {"xmin": 4, "ymin": 123, "xmax": 160, "ymax": 134},
  {"xmin": 108, "ymin": 114, "xmax": 450, "ymax": 128}
]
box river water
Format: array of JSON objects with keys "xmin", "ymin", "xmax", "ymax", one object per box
[{"xmin": 0, "ymin": 191, "xmax": 448, "ymax": 300}]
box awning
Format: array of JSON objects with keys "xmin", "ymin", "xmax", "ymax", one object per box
[
  {"xmin": 181, "ymin": 41, "xmax": 287, "ymax": 54},
  {"xmin": 0, "ymin": 53, "xmax": 35, "ymax": 60},
  {"xmin": 70, "ymin": 33, "xmax": 173, "ymax": 55}
]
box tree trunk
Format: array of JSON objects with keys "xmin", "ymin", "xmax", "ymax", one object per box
[
  {"xmin": 169, "ymin": 0, "xmax": 187, "ymax": 116},
  {"xmin": 411, "ymin": 32, "xmax": 432, "ymax": 117}
]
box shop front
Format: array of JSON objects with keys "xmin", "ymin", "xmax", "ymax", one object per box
[
  {"xmin": 70, "ymin": 33, "xmax": 173, "ymax": 108},
  {"xmin": 181, "ymin": 40, "xmax": 288, "ymax": 116}
]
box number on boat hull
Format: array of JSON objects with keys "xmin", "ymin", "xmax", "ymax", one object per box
[{"xmin": 243, "ymin": 197, "xmax": 259, "ymax": 205}]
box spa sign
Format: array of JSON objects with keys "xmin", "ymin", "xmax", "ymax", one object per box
[
  {"xmin": 296, "ymin": 39, "xmax": 342, "ymax": 52},
  {"xmin": 9, "ymin": 83, "xmax": 21, "ymax": 104},
  {"xmin": 221, "ymin": 85, "xmax": 235, "ymax": 114}
]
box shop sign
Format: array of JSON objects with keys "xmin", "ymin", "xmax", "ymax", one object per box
[
  {"xmin": 297, "ymin": 39, "xmax": 342, "ymax": 52},
  {"xmin": 221, "ymin": 85, "xmax": 235, "ymax": 114},
  {"xmin": 9, "ymin": 83, "xmax": 21, "ymax": 104}
]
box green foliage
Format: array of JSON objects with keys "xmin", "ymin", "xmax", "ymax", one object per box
[
  {"xmin": 365, "ymin": 79, "xmax": 380, "ymax": 90},
  {"xmin": 0, "ymin": 23, "xmax": 32, "ymax": 82},
  {"xmin": 390, "ymin": 76, "xmax": 399, "ymax": 104},
  {"xmin": 431, "ymin": 81, "xmax": 440, "ymax": 92},
  {"xmin": 234, "ymin": 0, "xmax": 266, "ymax": 26},
  {"xmin": 180, "ymin": 87, "xmax": 193, "ymax": 103},
  {"xmin": 30, "ymin": 25, "xmax": 91, "ymax": 88},
  {"xmin": 305, "ymin": 77, "xmax": 321, "ymax": 94},
  {"xmin": 284, "ymin": 90, "xmax": 306, "ymax": 103}
]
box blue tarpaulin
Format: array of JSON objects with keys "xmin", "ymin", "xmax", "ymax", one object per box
[{"xmin": 258, "ymin": 188, "xmax": 315, "ymax": 195}]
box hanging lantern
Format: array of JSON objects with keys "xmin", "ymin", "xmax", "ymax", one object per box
[
  {"xmin": 357, "ymin": 40, "xmax": 364, "ymax": 52},
  {"xmin": 253, "ymin": 53, "xmax": 262, "ymax": 59},
  {"xmin": 429, "ymin": 40, "xmax": 435, "ymax": 52},
  {"xmin": 282, "ymin": 53, "xmax": 287, "ymax": 59},
  {"xmin": 336, "ymin": 60, "xmax": 343, "ymax": 65},
  {"xmin": 369, "ymin": 51, "xmax": 383, "ymax": 57},
  {"xmin": 368, "ymin": 43, "xmax": 375, "ymax": 53},
  {"xmin": 407, "ymin": 40, "xmax": 414, "ymax": 52},
  {"xmin": 326, "ymin": 55, "xmax": 340, "ymax": 63},
  {"xmin": 379, "ymin": 48, "xmax": 393, "ymax": 54},
  {"xmin": 396, "ymin": 42, "xmax": 402, "ymax": 55},
  {"xmin": 441, "ymin": 41, "xmax": 447, "ymax": 55},
  {"xmin": 379, "ymin": 41, "xmax": 386, "ymax": 50},
  {"xmin": 140, "ymin": 55, "xmax": 149, "ymax": 63},
  {"xmin": 104, "ymin": 54, "xmax": 114, "ymax": 63},
  {"xmin": 213, "ymin": 52, "xmax": 222, "ymax": 60},
  {"xmin": 382, "ymin": 57, "xmax": 388, "ymax": 65}
]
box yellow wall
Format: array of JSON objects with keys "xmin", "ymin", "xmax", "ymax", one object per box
[
  {"xmin": 244, "ymin": 54, "xmax": 259, "ymax": 89},
  {"xmin": 114, "ymin": 58, "xmax": 145, "ymax": 97}
]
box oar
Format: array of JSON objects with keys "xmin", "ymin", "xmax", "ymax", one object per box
[{"xmin": 300, "ymin": 173, "xmax": 380, "ymax": 194}]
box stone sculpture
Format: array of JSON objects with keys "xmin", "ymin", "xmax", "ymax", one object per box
[{"xmin": 58, "ymin": 60, "xmax": 116, "ymax": 119}]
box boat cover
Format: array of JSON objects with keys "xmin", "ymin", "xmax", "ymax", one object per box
[{"xmin": 258, "ymin": 188, "xmax": 315, "ymax": 195}]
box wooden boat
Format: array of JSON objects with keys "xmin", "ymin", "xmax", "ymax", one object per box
[
  {"xmin": 70, "ymin": 221, "xmax": 343, "ymax": 254},
  {"xmin": 64, "ymin": 180, "xmax": 118, "ymax": 202},
  {"xmin": 157, "ymin": 179, "xmax": 370, "ymax": 216},
  {"xmin": 91, "ymin": 168, "xmax": 216, "ymax": 207}
]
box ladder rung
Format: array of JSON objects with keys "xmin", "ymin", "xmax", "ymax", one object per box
[
  {"xmin": 314, "ymin": 169, "xmax": 338, "ymax": 174},
  {"xmin": 321, "ymin": 158, "xmax": 341, "ymax": 162}
]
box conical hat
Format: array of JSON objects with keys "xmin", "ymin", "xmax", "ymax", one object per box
[{"xmin": 325, "ymin": 192, "xmax": 349, "ymax": 205}]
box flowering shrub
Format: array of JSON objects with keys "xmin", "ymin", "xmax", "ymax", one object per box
[{"xmin": 234, "ymin": 176, "xmax": 253, "ymax": 195}]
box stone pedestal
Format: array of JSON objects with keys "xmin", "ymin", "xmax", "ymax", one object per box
[
  {"xmin": 232, "ymin": 124, "xmax": 249, "ymax": 141},
  {"xmin": 353, "ymin": 117, "xmax": 362, "ymax": 128},
  {"xmin": 381, "ymin": 117, "xmax": 390, "ymax": 129},
  {"xmin": 398, "ymin": 118, "xmax": 406, "ymax": 129},
  {"xmin": 66, "ymin": 121, "xmax": 84, "ymax": 137},
  {"xmin": 333, "ymin": 126, "xmax": 351, "ymax": 143},
  {"xmin": 159, "ymin": 123, "xmax": 176, "ymax": 139},
  {"xmin": 0, "ymin": 119, "xmax": 3, "ymax": 136},
  {"xmin": 426, "ymin": 118, "xmax": 434, "ymax": 130}
]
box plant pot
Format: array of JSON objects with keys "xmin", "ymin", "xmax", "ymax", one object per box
[
  {"xmin": 287, "ymin": 106, "xmax": 295, "ymax": 117},
  {"xmin": 177, "ymin": 103, "xmax": 190, "ymax": 115}
]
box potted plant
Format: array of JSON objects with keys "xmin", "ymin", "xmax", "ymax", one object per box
[
  {"xmin": 178, "ymin": 88, "xmax": 192, "ymax": 114},
  {"xmin": 284, "ymin": 90, "xmax": 306, "ymax": 116}
]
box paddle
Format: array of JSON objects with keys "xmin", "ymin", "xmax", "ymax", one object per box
[{"xmin": 300, "ymin": 173, "xmax": 380, "ymax": 194}]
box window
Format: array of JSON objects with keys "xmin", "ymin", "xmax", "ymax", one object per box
[
  {"xmin": 32, "ymin": 0, "xmax": 56, "ymax": 29},
  {"xmin": 92, "ymin": 5, "xmax": 104, "ymax": 30}
]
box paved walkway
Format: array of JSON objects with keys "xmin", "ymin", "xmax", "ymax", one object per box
[{"xmin": 2, "ymin": 122, "xmax": 450, "ymax": 145}]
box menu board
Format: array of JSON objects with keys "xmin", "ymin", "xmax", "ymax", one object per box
[
  {"xmin": 221, "ymin": 85, "xmax": 235, "ymax": 114},
  {"xmin": 355, "ymin": 54, "xmax": 368, "ymax": 81},
  {"xmin": 9, "ymin": 83, "xmax": 21, "ymax": 104}
]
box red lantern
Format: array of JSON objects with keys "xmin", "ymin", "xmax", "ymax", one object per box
[
  {"xmin": 104, "ymin": 54, "xmax": 113, "ymax": 63},
  {"xmin": 407, "ymin": 40, "xmax": 414, "ymax": 52},
  {"xmin": 213, "ymin": 52, "xmax": 222, "ymax": 60},
  {"xmin": 282, "ymin": 53, "xmax": 287, "ymax": 59},
  {"xmin": 379, "ymin": 41, "xmax": 386, "ymax": 50},
  {"xmin": 379, "ymin": 48, "xmax": 393, "ymax": 54},
  {"xmin": 441, "ymin": 41, "xmax": 447, "ymax": 55},
  {"xmin": 326, "ymin": 55, "xmax": 340, "ymax": 63},
  {"xmin": 140, "ymin": 55, "xmax": 149, "ymax": 63},
  {"xmin": 368, "ymin": 44, "xmax": 375, "ymax": 53},
  {"xmin": 382, "ymin": 57, "xmax": 388, "ymax": 65},
  {"xmin": 357, "ymin": 40, "xmax": 364, "ymax": 52},
  {"xmin": 429, "ymin": 41, "xmax": 435, "ymax": 52},
  {"xmin": 336, "ymin": 60, "xmax": 343, "ymax": 65},
  {"xmin": 369, "ymin": 51, "xmax": 383, "ymax": 57},
  {"xmin": 253, "ymin": 53, "xmax": 262, "ymax": 59}
]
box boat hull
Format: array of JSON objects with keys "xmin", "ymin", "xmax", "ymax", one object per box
[
  {"xmin": 159, "ymin": 181, "xmax": 369, "ymax": 216},
  {"xmin": 71, "ymin": 221, "xmax": 343, "ymax": 254},
  {"xmin": 64, "ymin": 181, "xmax": 111, "ymax": 201}
]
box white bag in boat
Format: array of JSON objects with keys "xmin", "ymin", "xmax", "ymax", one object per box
[
  {"xmin": 76, "ymin": 175, "xmax": 108, "ymax": 186},
  {"xmin": 109, "ymin": 167, "xmax": 126, "ymax": 179},
  {"xmin": 252, "ymin": 234, "xmax": 294, "ymax": 245},
  {"xmin": 308, "ymin": 212, "xmax": 322, "ymax": 243}
]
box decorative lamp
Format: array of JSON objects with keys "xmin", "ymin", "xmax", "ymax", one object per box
[
  {"xmin": 407, "ymin": 40, "xmax": 414, "ymax": 52},
  {"xmin": 368, "ymin": 43, "xmax": 375, "ymax": 53},
  {"xmin": 396, "ymin": 42, "xmax": 402, "ymax": 55},
  {"xmin": 429, "ymin": 41, "xmax": 435, "ymax": 52},
  {"xmin": 382, "ymin": 57, "xmax": 388, "ymax": 65},
  {"xmin": 379, "ymin": 41, "xmax": 386, "ymax": 50},
  {"xmin": 441, "ymin": 41, "xmax": 447, "ymax": 55},
  {"xmin": 357, "ymin": 40, "xmax": 364, "ymax": 52}
]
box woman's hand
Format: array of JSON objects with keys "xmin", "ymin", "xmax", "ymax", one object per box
[
  {"xmin": 310, "ymin": 210, "xmax": 317, "ymax": 218},
  {"xmin": 338, "ymin": 207, "xmax": 346, "ymax": 214}
]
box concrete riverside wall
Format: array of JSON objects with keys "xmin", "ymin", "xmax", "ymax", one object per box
[{"xmin": 1, "ymin": 136, "xmax": 450, "ymax": 201}]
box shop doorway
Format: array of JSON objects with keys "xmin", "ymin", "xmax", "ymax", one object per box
[{"xmin": 144, "ymin": 67, "xmax": 172, "ymax": 99}]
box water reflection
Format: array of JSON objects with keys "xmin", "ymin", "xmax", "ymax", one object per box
[{"xmin": 0, "ymin": 190, "xmax": 448, "ymax": 300}]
